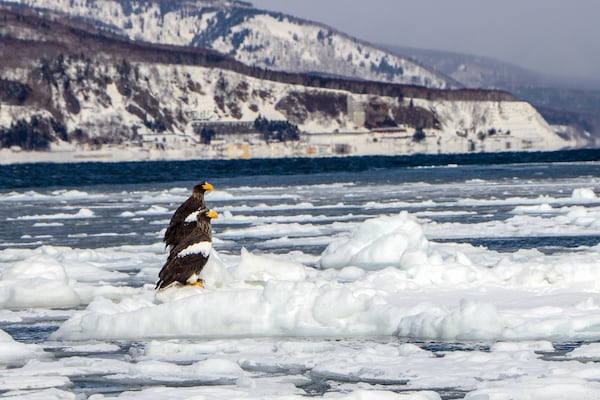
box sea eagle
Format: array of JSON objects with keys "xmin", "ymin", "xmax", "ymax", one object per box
[
  {"xmin": 156, "ymin": 208, "xmax": 219, "ymax": 290},
  {"xmin": 163, "ymin": 181, "xmax": 214, "ymax": 257}
]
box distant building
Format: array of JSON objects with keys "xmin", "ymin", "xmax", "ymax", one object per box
[{"xmin": 347, "ymin": 95, "xmax": 366, "ymax": 128}]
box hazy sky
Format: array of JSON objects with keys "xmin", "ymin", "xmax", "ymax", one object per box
[{"xmin": 251, "ymin": 0, "xmax": 599, "ymax": 81}]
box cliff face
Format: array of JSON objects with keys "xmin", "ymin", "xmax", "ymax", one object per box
[{"xmin": 0, "ymin": 6, "xmax": 575, "ymax": 160}]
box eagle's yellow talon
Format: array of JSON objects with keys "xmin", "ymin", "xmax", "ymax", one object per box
[{"xmin": 191, "ymin": 279, "xmax": 204, "ymax": 288}]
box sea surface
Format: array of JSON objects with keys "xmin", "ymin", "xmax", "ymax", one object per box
[
  {"xmin": 3, "ymin": 150, "xmax": 600, "ymax": 252},
  {"xmin": 2, "ymin": 149, "xmax": 600, "ymax": 399},
  {"xmin": 3, "ymin": 149, "xmax": 600, "ymax": 189}
]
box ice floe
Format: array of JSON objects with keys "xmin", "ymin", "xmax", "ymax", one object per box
[
  {"xmin": 42, "ymin": 210, "xmax": 600, "ymax": 342},
  {"xmin": 2, "ymin": 174, "xmax": 600, "ymax": 399}
]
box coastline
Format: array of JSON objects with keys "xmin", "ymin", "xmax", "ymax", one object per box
[{"xmin": 0, "ymin": 129, "xmax": 578, "ymax": 165}]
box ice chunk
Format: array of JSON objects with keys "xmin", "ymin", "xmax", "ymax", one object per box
[
  {"xmin": 200, "ymin": 249, "xmax": 233, "ymax": 288},
  {"xmin": 0, "ymin": 254, "xmax": 80, "ymax": 309},
  {"xmin": 13, "ymin": 208, "xmax": 95, "ymax": 220},
  {"xmin": 234, "ymin": 248, "xmax": 307, "ymax": 282},
  {"xmin": 107, "ymin": 358, "xmax": 243, "ymax": 384},
  {"xmin": 464, "ymin": 378, "xmax": 600, "ymax": 400},
  {"xmin": 0, "ymin": 329, "xmax": 47, "ymax": 366},
  {"xmin": 396, "ymin": 299, "xmax": 506, "ymax": 340},
  {"xmin": 320, "ymin": 211, "xmax": 429, "ymax": 270},
  {"xmin": 567, "ymin": 343, "xmax": 600, "ymax": 359},
  {"xmin": 572, "ymin": 187, "xmax": 597, "ymax": 202},
  {"xmin": 3, "ymin": 386, "xmax": 78, "ymax": 400}
]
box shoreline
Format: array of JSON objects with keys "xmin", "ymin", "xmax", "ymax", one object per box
[
  {"xmin": 0, "ymin": 130, "xmax": 582, "ymax": 166},
  {"xmin": 1, "ymin": 146, "xmax": 598, "ymax": 167}
]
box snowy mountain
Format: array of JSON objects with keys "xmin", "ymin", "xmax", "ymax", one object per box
[
  {"xmin": 387, "ymin": 45, "xmax": 600, "ymax": 91},
  {"xmin": 0, "ymin": 0, "xmax": 455, "ymax": 89},
  {"xmin": 0, "ymin": 4, "xmax": 580, "ymax": 162},
  {"xmin": 386, "ymin": 45, "xmax": 600, "ymax": 145},
  {"xmin": 386, "ymin": 45, "xmax": 547, "ymax": 90}
]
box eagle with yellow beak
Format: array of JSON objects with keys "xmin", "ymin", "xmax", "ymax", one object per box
[
  {"xmin": 163, "ymin": 181, "xmax": 214, "ymax": 257},
  {"xmin": 156, "ymin": 208, "xmax": 219, "ymax": 290}
]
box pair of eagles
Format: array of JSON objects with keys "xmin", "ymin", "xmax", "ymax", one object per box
[{"xmin": 156, "ymin": 181, "xmax": 217, "ymax": 290}]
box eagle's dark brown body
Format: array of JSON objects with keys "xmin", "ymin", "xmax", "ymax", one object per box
[{"xmin": 163, "ymin": 181, "xmax": 213, "ymax": 258}]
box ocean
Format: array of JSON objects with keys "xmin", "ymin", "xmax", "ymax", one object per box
[
  {"xmin": 2, "ymin": 150, "xmax": 600, "ymax": 399},
  {"xmin": 3, "ymin": 149, "xmax": 600, "ymax": 189}
]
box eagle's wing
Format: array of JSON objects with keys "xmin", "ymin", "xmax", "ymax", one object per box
[
  {"xmin": 156, "ymin": 232, "xmax": 212, "ymax": 290},
  {"xmin": 163, "ymin": 197, "xmax": 205, "ymax": 248}
]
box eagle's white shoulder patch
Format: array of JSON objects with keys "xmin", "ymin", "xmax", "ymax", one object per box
[
  {"xmin": 178, "ymin": 241, "xmax": 211, "ymax": 258},
  {"xmin": 185, "ymin": 211, "xmax": 199, "ymax": 223}
]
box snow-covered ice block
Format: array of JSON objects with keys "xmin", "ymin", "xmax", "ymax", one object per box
[
  {"xmin": 319, "ymin": 211, "xmax": 429, "ymax": 270},
  {"xmin": 0, "ymin": 254, "xmax": 80, "ymax": 309},
  {"xmin": 234, "ymin": 247, "xmax": 306, "ymax": 282},
  {"xmin": 0, "ymin": 328, "xmax": 48, "ymax": 366}
]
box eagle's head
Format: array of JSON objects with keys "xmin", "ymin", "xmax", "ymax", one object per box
[
  {"xmin": 196, "ymin": 208, "xmax": 219, "ymax": 222},
  {"xmin": 192, "ymin": 181, "xmax": 214, "ymax": 199}
]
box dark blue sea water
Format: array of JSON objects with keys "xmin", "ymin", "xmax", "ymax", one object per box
[{"xmin": 2, "ymin": 149, "xmax": 600, "ymax": 190}]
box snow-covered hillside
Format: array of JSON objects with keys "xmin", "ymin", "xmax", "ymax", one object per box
[
  {"xmin": 1, "ymin": 0, "xmax": 454, "ymax": 89},
  {"xmin": 0, "ymin": 58, "xmax": 574, "ymax": 163},
  {"xmin": 0, "ymin": 4, "xmax": 576, "ymax": 162},
  {"xmin": 387, "ymin": 45, "xmax": 546, "ymax": 90}
]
